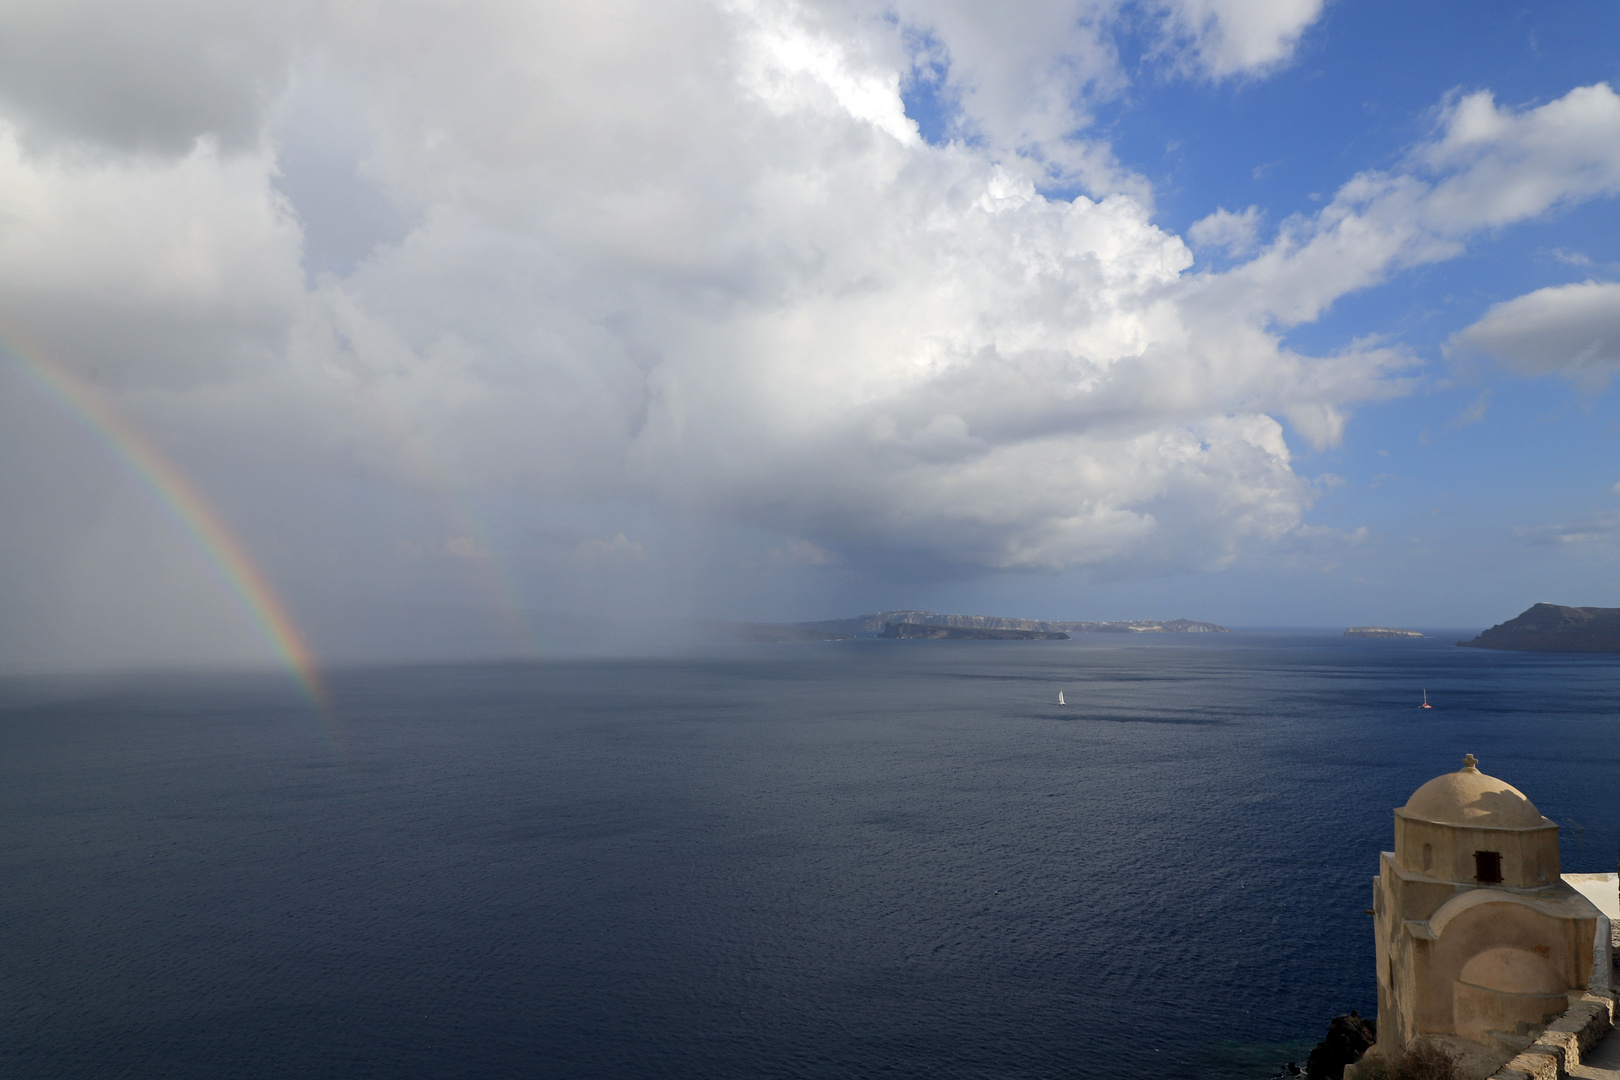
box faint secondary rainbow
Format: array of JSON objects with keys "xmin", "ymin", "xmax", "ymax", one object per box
[
  {"xmin": 3, "ymin": 340, "xmax": 327, "ymax": 707},
  {"xmin": 348, "ymin": 377, "xmax": 542, "ymax": 656}
]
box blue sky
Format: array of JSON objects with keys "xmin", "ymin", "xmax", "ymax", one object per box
[{"xmin": 3, "ymin": 0, "xmax": 1620, "ymax": 668}]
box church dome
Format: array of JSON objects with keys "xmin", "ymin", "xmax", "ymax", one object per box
[{"xmin": 1401, "ymin": 755, "xmax": 1549, "ymax": 829}]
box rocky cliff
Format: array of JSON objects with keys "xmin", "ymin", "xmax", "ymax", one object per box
[{"xmin": 1458, "ymin": 603, "xmax": 1620, "ymax": 653}]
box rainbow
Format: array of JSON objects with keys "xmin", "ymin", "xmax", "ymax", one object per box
[{"xmin": 2, "ymin": 339, "xmax": 327, "ymax": 707}]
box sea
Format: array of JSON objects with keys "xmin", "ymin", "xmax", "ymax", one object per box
[{"xmin": 3, "ymin": 632, "xmax": 1618, "ymax": 1080}]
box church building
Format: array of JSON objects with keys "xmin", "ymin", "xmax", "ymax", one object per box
[{"xmin": 1368, "ymin": 755, "xmax": 1614, "ymax": 1063}]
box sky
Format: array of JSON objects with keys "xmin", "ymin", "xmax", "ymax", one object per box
[{"xmin": 3, "ymin": 0, "xmax": 1620, "ymax": 671}]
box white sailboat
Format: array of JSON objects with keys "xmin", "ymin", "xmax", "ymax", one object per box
[
  {"xmin": 1419, "ymin": 689, "xmax": 1432, "ymax": 710},
  {"xmin": 1058, "ymin": 691, "xmax": 1066, "ymax": 706}
]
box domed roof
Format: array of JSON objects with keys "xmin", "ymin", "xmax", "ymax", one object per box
[{"xmin": 1400, "ymin": 754, "xmax": 1550, "ymax": 829}]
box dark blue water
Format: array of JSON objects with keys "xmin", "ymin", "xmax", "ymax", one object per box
[{"xmin": 3, "ymin": 633, "xmax": 1618, "ymax": 1079}]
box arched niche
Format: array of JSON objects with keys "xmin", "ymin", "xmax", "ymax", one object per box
[{"xmin": 1453, "ymin": 947, "xmax": 1568, "ymax": 1043}]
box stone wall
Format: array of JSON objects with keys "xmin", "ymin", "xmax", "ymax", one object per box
[{"xmin": 1486, "ymin": 988, "xmax": 1616, "ymax": 1080}]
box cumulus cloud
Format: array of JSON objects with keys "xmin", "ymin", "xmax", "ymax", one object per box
[
  {"xmin": 0, "ymin": 122, "xmax": 303, "ymax": 387},
  {"xmin": 1450, "ymin": 280, "xmax": 1620, "ymax": 379},
  {"xmin": 1189, "ymin": 205, "xmax": 1263, "ymax": 255},
  {"xmin": 3, "ymin": 0, "xmax": 1620, "ymax": 667},
  {"xmin": 1156, "ymin": 0, "xmax": 1325, "ymax": 79},
  {"xmin": 0, "ymin": 0, "xmax": 304, "ymax": 153}
]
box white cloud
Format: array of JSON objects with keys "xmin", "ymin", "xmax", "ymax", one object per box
[
  {"xmin": 1549, "ymin": 247, "xmax": 1595, "ymax": 266},
  {"xmin": 1517, "ymin": 512, "xmax": 1620, "ymax": 546},
  {"xmin": 1202, "ymin": 84, "xmax": 1620, "ymax": 329},
  {"xmin": 1157, "ymin": 0, "xmax": 1325, "ymax": 79},
  {"xmin": 883, "ymin": 1, "xmax": 1129, "ymax": 192},
  {"xmin": 1450, "ymin": 280, "xmax": 1620, "ymax": 378},
  {"xmin": 1417, "ymin": 85, "xmax": 1620, "ymax": 228},
  {"xmin": 1189, "ymin": 205, "xmax": 1263, "ymax": 254},
  {"xmin": 736, "ymin": 1, "xmax": 918, "ymax": 145}
]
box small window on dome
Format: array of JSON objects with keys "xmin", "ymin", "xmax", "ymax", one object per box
[
  {"xmin": 1475, "ymin": 850, "xmax": 1502, "ymax": 884},
  {"xmin": 1422, "ymin": 843, "xmax": 1433, "ymax": 871}
]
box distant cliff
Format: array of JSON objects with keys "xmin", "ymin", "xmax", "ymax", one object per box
[
  {"xmin": 1345, "ymin": 627, "xmax": 1424, "ymax": 639},
  {"xmin": 881, "ymin": 622, "xmax": 1069, "ymax": 641},
  {"xmin": 1459, "ymin": 603, "xmax": 1620, "ymax": 653},
  {"xmin": 712, "ymin": 610, "xmax": 1225, "ymax": 643},
  {"xmin": 798, "ymin": 610, "xmax": 1228, "ymax": 635}
]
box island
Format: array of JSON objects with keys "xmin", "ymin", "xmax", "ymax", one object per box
[
  {"xmin": 1458, "ymin": 603, "xmax": 1620, "ymax": 653},
  {"xmin": 881, "ymin": 621, "xmax": 1069, "ymax": 640},
  {"xmin": 1345, "ymin": 627, "xmax": 1424, "ymax": 639},
  {"xmin": 711, "ymin": 609, "xmax": 1228, "ymax": 642},
  {"xmin": 789, "ymin": 610, "xmax": 1227, "ymax": 636}
]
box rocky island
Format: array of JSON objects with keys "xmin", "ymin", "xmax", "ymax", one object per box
[
  {"xmin": 1459, "ymin": 602, "xmax": 1620, "ymax": 653},
  {"xmin": 719, "ymin": 610, "xmax": 1228, "ymax": 642},
  {"xmin": 1345, "ymin": 627, "xmax": 1424, "ymax": 639},
  {"xmin": 880, "ymin": 621, "xmax": 1069, "ymax": 640},
  {"xmin": 791, "ymin": 610, "xmax": 1227, "ymax": 636}
]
